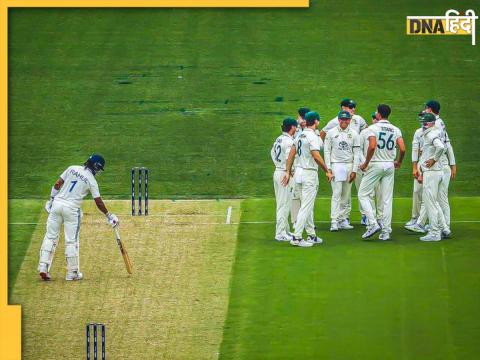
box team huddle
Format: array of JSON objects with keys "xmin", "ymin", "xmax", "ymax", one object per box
[{"xmin": 271, "ymin": 99, "xmax": 456, "ymax": 247}]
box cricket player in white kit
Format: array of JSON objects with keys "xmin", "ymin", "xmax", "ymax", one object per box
[
  {"xmin": 320, "ymin": 99, "xmax": 368, "ymax": 225},
  {"xmin": 291, "ymin": 107, "xmax": 310, "ymax": 224},
  {"xmin": 358, "ymin": 104, "xmax": 405, "ymax": 240},
  {"xmin": 38, "ymin": 154, "xmax": 119, "ymax": 281},
  {"xmin": 324, "ymin": 110, "xmax": 360, "ymax": 231},
  {"xmin": 283, "ymin": 111, "xmax": 333, "ymax": 247},
  {"xmin": 416, "ymin": 113, "xmax": 450, "ymax": 241},
  {"xmin": 271, "ymin": 118, "xmax": 298, "ymax": 241}
]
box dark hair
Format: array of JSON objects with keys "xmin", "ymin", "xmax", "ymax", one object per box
[
  {"xmin": 298, "ymin": 107, "xmax": 310, "ymax": 119},
  {"xmin": 377, "ymin": 104, "xmax": 391, "ymax": 119},
  {"xmin": 306, "ymin": 118, "xmax": 316, "ymax": 126},
  {"xmin": 282, "ymin": 124, "xmax": 294, "ymax": 132}
]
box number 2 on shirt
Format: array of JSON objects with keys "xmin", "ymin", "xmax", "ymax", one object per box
[{"xmin": 69, "ymin": 180, "xmax": 78, "ymax": 192}]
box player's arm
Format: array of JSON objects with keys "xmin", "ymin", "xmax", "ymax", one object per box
[
  {"xmin": 44, "ymin": 178, "xmax": 65, "ymax": 213},
  {"xmin": 311, "ymin": 150, "xmax": 333, "ymax": 182},
  {"xmin": 445, "ymin": 132, "xmax": 456, "ymax": 180},
  {"xmin": 351, "ymin": 134, "xmax": 360, "ymax": 183},
  {"xmin": 359, "ymin": 135, "xmax": 376, "ymax": 171},
  {"xmin": 281, "ymin": 145, "xmax": 297, "ymax": 186},
  {"xmin": 425, "ymin": 138, "xmax": 445, "ymax": 168},
  {"xmin": 395, "ymin": 137, "xmax": 406, "ymax": 169},
  {"xmin": 412, "ymin": 134, "xmax": 420, "ymax": 178},
  {"xmin": 323, "ymin": 133, "xmax": 332, "ymax": 171},
  {"xmin": 319, "ymin": 130, "xmax": 327, "ymax": 141}
]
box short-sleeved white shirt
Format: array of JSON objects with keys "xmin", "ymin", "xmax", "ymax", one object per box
[
  {"xmin": 412, "ymin": 127, "xmax": 424, "ymax": 162},
  {"xmin": 367, "ymin": 120, "xmax": 403, "ymax": 162},
  {"xmin": 271, "ymin": 132, "xmax": 294, "ymax": 171},
  {"xmin": 322, "ymin": 114, "xmax": 368, "ymax": 135},
  {"xmin": 420, "ymin": 127, "xmax": 445, "ymax": 172},
  {"xmin": 55, "ymin": 165, "xmax": 100, "ymax": 208},
  {"xmin": 294, "ymin": 128, "xmax": 323, "ymax": 170},
  {"xmin": 324, "ymin": 126, "xmax": 360, "ymax": 167}
]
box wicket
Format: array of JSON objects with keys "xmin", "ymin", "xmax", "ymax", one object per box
[
  {"xmin": 86, "ymin": 323, "xmax": 106, "ymax": 360},
  {"xmin": 131, "ymin": 167, "xmax": 149, "ymax": 216}
]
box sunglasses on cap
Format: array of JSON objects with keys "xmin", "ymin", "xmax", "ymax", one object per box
[{"xmin": 346, "ymin": 104, "xmax": 356, "ymax": 109}]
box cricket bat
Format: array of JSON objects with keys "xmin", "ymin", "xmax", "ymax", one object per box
[{"xmin": 114, "ymin": 227, "xmax": 133, "ymax": 274}]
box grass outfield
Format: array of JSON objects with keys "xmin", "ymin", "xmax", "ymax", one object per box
[
  {"xmin": 8, "ymin": 2, "xmax": 480, "ymax": 199},
  {"xmin": 10, "ymin": 200, "xmax": 240, "ymax": 359},
  {"xmin": 220, "ymin": 197, "xmax": 480, "ymax": 359}
]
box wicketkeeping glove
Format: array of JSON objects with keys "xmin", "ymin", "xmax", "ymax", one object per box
[
  {"xmin": 44, "ymin": 198, "xmax": 53, "ymax": 214},
  {"xmin": 106, "ymin": 213, "xmax": 119, "ymax": 228}
]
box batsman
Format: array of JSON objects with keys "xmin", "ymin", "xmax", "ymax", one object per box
[{"xmin": 38, "ymin": 154, "xmax": 119, "ymax": 281}]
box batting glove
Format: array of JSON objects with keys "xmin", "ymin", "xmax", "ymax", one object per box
[{"xmin": 106, "ymin": 213, "xmax": 119, "ymax": 228}]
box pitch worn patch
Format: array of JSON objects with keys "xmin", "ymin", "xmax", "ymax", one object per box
[{"xmin": 10, "ymin": 200, "xmax": 241, "ymax": 359}]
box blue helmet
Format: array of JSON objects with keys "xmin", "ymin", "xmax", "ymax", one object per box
[{"xmin": 85, "ymin": 154, "xmax": 105, "ymax": 173}]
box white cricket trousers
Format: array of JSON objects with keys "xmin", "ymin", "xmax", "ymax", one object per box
[
  {"xmin": 39, "ymin": 200, "xmax": 82, "ymax": 273},
  {"xmin": 438, "ymin": 166, "xmax": 451, "ymax": 226},
  {"xmin": 358, "ymin": 163, "xmax": 395, "ymax": 233},
  {"xmin": 346, "ymin": 172, "xmax": 379, "ymax": 219},
  {"xmin": 273, "ymin": 169, "xmax": 293, "ymax": 237},
  {"xmin": 330, "ymin": 163, "xmax": 353, "ymax": 222},
  {"xmin": 411, "ymin": 179, "xmax": 422, "ymax": 219},
  {"xmin": 293, "ymin": 169, "xmax": 318, "ymax": 238},
  {"xmin": 423, "ymin": 170, "xmax": 446, "ymax": 237}
]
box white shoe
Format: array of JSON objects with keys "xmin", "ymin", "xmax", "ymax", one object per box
[
  {"xmin": 65, "ymin": 271, "xmax": 84, "ymax": 281},
  {"xmin": 405, "ymin": 217, "xmax": 418, "ymax": 227},
  {"xmin": 425, "ymin": 224, "xmax": 432, "ymax": 232},
  {"xmin": 275, "ymin": 234, "xmax": 292, "ymax": 242},
  {"xmin": 38, "ymin": 263, "xmax": 51, "ymax": 281},
  {"xmin": 405, "ymin": 223, "xmax": 426, "ymax": 233},
  {"xmin": 420, "ymin": 233, "xmax": 441, "ymax": 242},
  {"xmin": 290, "ymin": 238, "xmax": 313, "ymax": 247},
  {"xmin": 441, "ymin": 229, "xmax": 452, "ymax": 239},
  {"xmin": 338, "ymin": 219, "xmax": 354, "ymax": 230},
  {"xmin": 379, "ymin": 231, "xmax": 390, "ymax": 241},
  {"xmin": 330, "ymin": 222, "xmax": 338, "ymax": 232},
  {"xmin": 362, "ymin": 224, "xmax": 381, "ymax": 239},
  {"xmin": 307, "ymin": 235, "xmax": 323, "ymax": 245}
]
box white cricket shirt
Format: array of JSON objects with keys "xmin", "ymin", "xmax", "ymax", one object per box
[
  {"xmin": 294, "ymin": 128, "xmax": 323, "ymax": 170},
  {"xmin": 55, "ymin": 165, "xmax": 101, "ymax": 208},
  {"xmin": 324, "ymin": 125, "xmax": 360, "ymax": 169},
  {"xmin": 367, "ymin": 120, "xmax": 403, "ymax": 162},
  {"xmin": 271, "ymin": 132, "xmax": 294, "ymax": 171}
]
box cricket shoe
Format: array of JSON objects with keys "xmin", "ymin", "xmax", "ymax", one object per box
[
  {"xmin": 420, "ymin": 233, "xmax": 441, "ymax": 242},
  {"xmin": 290, "ymin": 238, "xmax": 314, "ymax": 248},
  {"xmin": 275, "ymin": 234, "xmax": 293, "ymax": 242},
  {"xmin": 379, "ymin": 231, "xmax": 390, "ymax": 241},
  {"xmin": 38, "ymin": 264, "xmax": 51, "ymax": 281},
  {"xmin": 338, "ymin": 219, "xmax": 354, "ymax": 230},
  {"xmin": 405, "ymin": 217, "xmax": 418, "ymax": 227},
  {"xmin": 405, "ymin": 223, "xmax": 426, "ymax": 234},
  {"xmin": 65, "ymin": 271, "xmax": 84, "ymax": 281},
  {"xmin": 330, "ymin": 222, "xmax": 339, "ymax": 232},
  {"xmin": 306, "ymin": 235, "xmax": 323, "ymax": 245},
  {"xmin": 362, "ymin": 224, "xmax": 381, "ymax": 239},
  {"xmin": 441, "ymin": 229, "xmax": 452, "ymax": 239},
  {"xmin": 360, "ymin": 215, "xmax": 368, "ymax": 226}
]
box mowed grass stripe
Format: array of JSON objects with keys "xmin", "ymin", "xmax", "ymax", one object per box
[
  {"xmin": 219, "ymin": 198, "xmax": 480, "ymax": 359},
  {"xmin": 10, "ymin": 200, "xmax": 241, "ymax": 359}
]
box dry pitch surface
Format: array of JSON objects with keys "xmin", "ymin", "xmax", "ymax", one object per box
[{"xmin": 10, "ymin": 200, "xmax": 241, "ymax": 359}]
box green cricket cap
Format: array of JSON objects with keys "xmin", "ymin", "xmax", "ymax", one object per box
[
  {"xmin": 338, "ymin": 110, "xmax": 351, "ymax": 120},
  {"xmin": 305, "ymin": 111, "xmax": 320, "ymax": 122},
  {"xmin": 425, "ymin": 100, "xmax": 440, "ymax": 113},
  {"xmin": 371, "ymin": 112, "xmax": 376, "ymax": 119},
  {"xmin": 282, "ymin": 117, "xmax": 298, "ymax": 127},
  {"xmin": 340, "ymin": 98, "xmax": 356, "ymax": 108},
  {"xmin": 418, "ymin": 112, "xmax": 436, "ymax": 123}
]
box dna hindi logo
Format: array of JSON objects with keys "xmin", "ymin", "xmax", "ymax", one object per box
[{"xmin": 406, "ymin": 9, "xmax": 478, "ymax": 45}]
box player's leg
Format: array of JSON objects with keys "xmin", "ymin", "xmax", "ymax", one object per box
[
  {"xmin": 290, "ymin": 182, "xmax": 301, "ymax": 225},
  {"xmin": 406, "ymin": 179, "xmax": 422, "ymax": 226},
  {"xmin": 438, "ymin": 166, "xmax": 451, "ymax": 227},
  {"xmin": 338, "ymin": 178, "xmax": 354, "ymax": 229},
  {"xmin": 355, "ymin": 172, "xmax": 368, "ymax": 225},
  {"xmin": 330, "ymin": 179, "xmax": 342, "ymax": 231},
  {"xmin": 38, "ymin": 202, "xmax": 63, "ymax": 280},
  {"xmin": 292, "ymin": 171, "xmax": 317, "ymax": 247},
  {"xmin": 374, "ymin": 182, "xmax": 382, "ymax": 227},
  {"xmin": 358, "ymin": 165, "xmax": 382, "ymax": 238},
  {"xmin": 421, "ymin": 171, "xmax": 442, "ymax": 241},
  {"xmin": 63, "ymin": 206, "xmax": 83, "ymax": 280},
  {"xmin": 378, "ymin": 168, "xmax": 394, "ymax": 240},
  {"xmin": 274, "ymin": 170, "xmax": 291, "ymax": 241}
]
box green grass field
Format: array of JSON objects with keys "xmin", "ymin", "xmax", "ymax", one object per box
[{"xmin": 7, "ymin": 1, "xmax": 480, "ymax": 359}]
